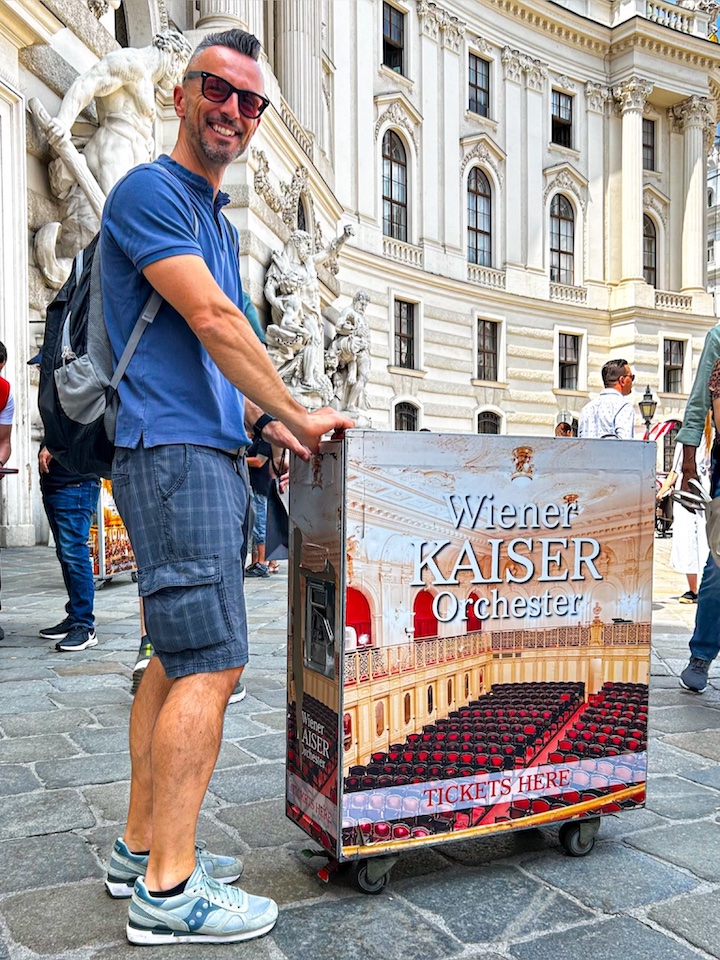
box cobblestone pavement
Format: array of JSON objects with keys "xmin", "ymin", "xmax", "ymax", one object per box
[{"xmin": 0, "ymin": 537, "xmax": 719, "ymax": 960}]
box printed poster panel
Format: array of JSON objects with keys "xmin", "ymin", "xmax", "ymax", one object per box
[
  {"xmin": 340, "ymin": 432, "xmax": 653, "ymax": 857},
  {"xmin": 286, "ymin": 442, "xmax": 344, "ymax": 856},
  {"xmin": 89, "ymin": 479, "xmax": 136, "ymax": 579}
]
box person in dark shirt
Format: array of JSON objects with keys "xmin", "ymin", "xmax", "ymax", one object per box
[{"xmin": 37, "ymin": 445, "xmax": 100, "ymax": 651}]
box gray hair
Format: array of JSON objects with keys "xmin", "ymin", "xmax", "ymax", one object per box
[{"xmin": 188, "ymin": 28, "xmax": 261, "ymax": 69}]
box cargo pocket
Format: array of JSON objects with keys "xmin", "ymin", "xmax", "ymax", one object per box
[{"xmin": 138, "ymin": 555, "xmax": 234, "ymax": 654}]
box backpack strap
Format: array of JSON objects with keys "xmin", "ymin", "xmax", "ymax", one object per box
[{"xmin": 109, "ymin": 290, "xmax": 163, "ymax": 391}]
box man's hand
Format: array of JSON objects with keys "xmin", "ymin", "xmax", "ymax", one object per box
[
  {"xmin": 39, "ymin": 446, "xmax": 53, "ymax": 474},
  {"xmin": 45, "ymin": 118, "xmax": 71, "ymax": 151},
  {"xmin": 292, "ymin": 408, "xmax": 355, "ymax": 454}
]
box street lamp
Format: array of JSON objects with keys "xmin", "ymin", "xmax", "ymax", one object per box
[{"xmin": 638, "ymin": 385, "xmax": 657, "ymax": 438}]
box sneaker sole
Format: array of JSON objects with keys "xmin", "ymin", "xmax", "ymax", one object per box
[
  {"xmin": 679, "ymin": 677, "xmax": 707, "ymax": 693},
  {"xmin": 56, "ymin": 636, "xmax": 98, "ymax": 652},
  {"xmin": 130, "ymin": 663, "xmax": 150, "ymax": 695},
  {"xmin": 107, "ymin": 868, "xmax": 243, "ymax": 899},
  {"xmin": 228, "ymin": 688, "xmax": 247, "ymax": 704},
  {"xmin": 126, "ymin": 916, "xmax": 277, "ymax": 944},
  {"xmin": 39, "ymin": 630, "xmax": 70, "ymax": 640}
]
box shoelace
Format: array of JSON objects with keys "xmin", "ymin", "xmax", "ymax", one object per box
[{"xmin": 195, "ymin": 870, "xmax": 244, "ymax": 910}]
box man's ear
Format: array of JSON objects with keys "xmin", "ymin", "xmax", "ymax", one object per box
[{"xmin": 174, "ymin": 83, "xmax": 186, "ymax": 119}]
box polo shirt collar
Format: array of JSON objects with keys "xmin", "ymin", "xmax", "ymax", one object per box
[{"xmin": 156, "ymin": 154, "xmax": 231, "ymax": 212}]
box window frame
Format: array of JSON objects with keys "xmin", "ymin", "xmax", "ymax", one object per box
[
  {"xmin": 551, "ymin": 89, "xmax": 573, "ymax": 149},
  {"xmin": 642, "ymin": 118, "xmax": 656, "ymax": 172},
  {"xmin": 393, "ymin": 297, "xmax": 416, "ymax": 369},
  {"xmin": 468, "ymin": 52, "xmax": 490, "ymax": 118},
  {"xmin": 662, "ymin": 337, "xmax": 687, "ymax": 395},
  {"xmin": 558, "ymin": 332, "xmax": 580, "ymax": 391},
  {"xmin": 549, "ymin": 193, "xmax": 575, "ymax": 286},
  {"xmin": 382, "ymin": 128, "xmax": 408, "ymax": 242},
  {"xmin": 553, "ymin": 326, "xmax": 587, "ymax": 392},
  {"xmin": 394, "ymin": 400, "xmax": 420, "ymax": 431},
  {"xmin": 477, "ymin": 410, "xmax": 502, "ymax": 434},
  {"xmin": 476, "ymin": 317, "xmax": 499, "ymax": 382},
  {"xmin": 467, "ymin": 166, "xmax": 492, "ymax": 267},
  {"xmin": 643, "ymin": 213, "xmax": 657, "ymax": 287},
  {"xmin": 382, "ymin": 1, "xmax": 405, "ymax": 75}
]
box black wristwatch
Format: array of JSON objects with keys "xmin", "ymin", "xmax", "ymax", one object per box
[{"xmin": 253, "ymin": 413, "xmax": 277, "ymax": 440}]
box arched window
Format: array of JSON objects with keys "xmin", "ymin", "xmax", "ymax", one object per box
[
  {"xmin": 413, "ymin": 590, "xmax": 437, "ymax": 639},
  {"xmin": 346, "ymin": 588, "xmax": 372, "ymax": 646},
  {"xmin": 467, "ymin": 167, "xmax": 491, "ymax": 266},
  {"xmin": 477, "ymin": 411, "xmax": 501, "ymax": 435},
  {"xmin": 395, "ymin": 402, "xmax": 418, "ymax": 431},
  {"xmin": 382, "ymin": 130, "xmax": 408, "ymax": 241},
  {"xmin": 550, "ymin": 194, "xmax": 574, "ymax": 285},
  {"xmin": 643, "ymin": 214, "xmax": 657, "ymax": 287}
]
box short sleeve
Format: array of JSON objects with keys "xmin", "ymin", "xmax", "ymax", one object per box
[{"xmin": 0, "ymin": 392, "xmax": 15, "ymax": 425}]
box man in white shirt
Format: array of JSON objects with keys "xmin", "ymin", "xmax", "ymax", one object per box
[{"xmin": 578, "ymin": 358, "xmax": 636, "ymax": 439}]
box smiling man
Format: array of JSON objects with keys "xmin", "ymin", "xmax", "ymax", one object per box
[{"xmin": 99, "ymin": 29, "xmax": 352, "ymax": 945}]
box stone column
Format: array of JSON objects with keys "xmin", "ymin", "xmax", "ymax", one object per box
[
  {"xmin": 274, "ymin": 0, "xmax": 323, "ymax": 144},
  {"xmin": 501, "ymin": 47, "xmax": 525, "ymax": 268},
  {"xmin": 525, "ymin": 59, "xmax": 547, "ymax": 271},
  {"xmin": 439, "ymin": 12, "xmax": 465, "ymax": 253},
  {"xmin": 673, "ymin": 96, "xmax": 716, "ymax": 293},
  {"xmin": 585, "ymin": 82, "xmax": 611, "ymax": 287},
  {"xmin": 196, "ymin": 2, "xmax": 264, "ymax": 42},
  {"xmin": 614, "ymin": 77, "xmax": 653, "ymax": 283},
  {"xmin": 417, "ymin": 4, "xmax": 441, "ymax": 246}
]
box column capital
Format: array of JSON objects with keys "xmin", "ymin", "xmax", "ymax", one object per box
[
  {"xmin": 501, "ymin": 46, "xmax": 547, "ymax": 88},
  {"xmin": 196, "ymin": 2, "xmax": 246, "ymax": 29},
  {"xmin": 671, "ymin": 94, "xmax": 716, "ymax": 135},
  {"xmin": 416, "ymin": 1, "xmax": 465, "ymax": 51},
  {"xmin": 613, "ymin": 76, "xmax": 653, "ymax": 114},
  {"xmin": 585, "ymin": 81, "xmax": 612, "ymax": 114}
]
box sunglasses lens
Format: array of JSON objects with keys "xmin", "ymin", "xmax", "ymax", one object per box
[
  {"xmin": 238, "ymin": 91, "xmax": 265, "ymax": 118},
  {"xmin": 203, "ymin": 75, "xmax": 232, "ymax": 102}
]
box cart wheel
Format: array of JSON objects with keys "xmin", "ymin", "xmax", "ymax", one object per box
[
  {"xmin": 559, "ymin": 821, "xmax": 596, "ymax": 857},
  {"xmin": 94, "ymin": 580, "xmax": 105, "ymax": 591},
  {"xmin": 131, "ymin": 572, "xmax": 138, "ymax": 583},
  {"xmin": 354, "ymin": 861, "xmax": 391, "ymax": 894}
]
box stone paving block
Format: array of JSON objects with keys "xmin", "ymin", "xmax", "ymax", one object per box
[
  {"xmin": 684, "ymin": 766, "xmax": 720, "ymax": 790},
  {"xmin": 214, "ymin": 742, "xmax": 255, "ymax": 769},
  {"xmin": 93, "ymin": 938, "xmax": 276, "ymax": 960},
  {"xmin": 271, "ymin": 894, "xmax": 461, "ymax": 960},
  {"xmin": 83, "ymin": 781, "xmax": 131, "ymax": 823},
  {"xmin": 35, "ymin": 753, "xmax": 131, "ymax": 789},
  {"xmin": 53, "ymin": 662, "xmax": 129, "ymax": 677},
  {"xmin": 645, "ymin": 775, "xmax": 720, "ymax": 819},
  {"xmin": 209, "ymin": 761, "xmax": 285, "ymax": 804},
  {"xmin": 647, "ymin": 738, "xmax": 717, "ymax": 775},
  {"xmin": 0, "ymin": 695, "xmax": 55, "ymax": 715},
  {"xmin": 89, "ymin": 704, "xmax": 132, "ymax": 727},
  {"xmin": 439, "ymin": 826, "xmax": 556, "ymax": 866},
  {"xmin": 49, "ymin": 674, "xmax": 129, "ymax": 692},
  {"xmin": 664, "ymin": 730, "xmax": 720, "ymax": 762},
  {"xmin": 624, "ymin": 821, "xmax": 720, "ymax": 882},
  {"xmin": 0, "ymin": 789, "xmax": 95, "ymax": 840},
  {"xmin": 647, "ymin": 888, "xmax": 720, "ymax": 958},
  {"xmin": 215, "ymin": 798, "xmax": 307, "ymax": 848},
  {"xmin": 522, "ymin": 841, "xmax": 698, "ymax": 910},
  {"xmin": 0, "ymin": 679, "xmax": 53, "ymax": 701},
  {"xmin": 0, "ymin": 734, "xmax": 78, "ymax": 764},
  {"xmin": 252, "ymin": 711, "xmax": 285, "ymax": 731},
  {"xmin": 0, "ymin": 832, "xmax": 102, "ymax": 894},
  {"xmin": 67, "ymin": 727, "xmax": 129, "ymax": 756},
  {"xmin": 0, "ymin": 764, "xmax": 42, "ymax": 796},
  {"xmin": 0, "ymin": 662, "xmax": 56, "ymax": 681},
  {"xmin": 241, "ymin": 732, "xmax": 285, "ymax": 760},
  {"xmin": 0, "ymin": 881, "xmax": 127, "ymax": 955},
  {"xmin": 650, "ymin": 705, "xmax": 720, "ymax": 734},
  {"xmin": 48, "ymin": 689, "xmax": 133, "ymax": 707},
  {"xmin": 221, "ymin": 713, "xmax": 271, "ymax": 740},
  {"xmin": 592, "ymin": 807, "xmax": 667, "ymax": 839},
  {"xmin": 511, "ymin": 915, "xmax": 704, "ymax": 960},
  {"xmin": 395, "ymin": 863, "xmax": 592, "ymax": 943}
]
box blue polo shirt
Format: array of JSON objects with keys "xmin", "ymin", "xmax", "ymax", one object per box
[{"xmin": 101, "ymin": 155, "xmax": 251, "ymax": 450}]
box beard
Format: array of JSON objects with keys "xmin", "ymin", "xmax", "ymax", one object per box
[{"xmin": 186, "ymin": 108, "xmax": 251, "ymax": 165}]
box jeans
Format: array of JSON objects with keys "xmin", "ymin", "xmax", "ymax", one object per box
[
  {"xmin": 42, "ymin": 479, "xmax": 100, "ymax": 629},
  {"xmin": 689, "ymin": 452, "xmax": 720, "ymax": 662},
  {"xmin": 251, "ymin": 490, "xmax": 268, "ymax": 545}
]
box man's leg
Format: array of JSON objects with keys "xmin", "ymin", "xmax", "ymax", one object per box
[
  {"xmin": 45, "ymin": 482, "xmax": 98, "ymax": 628},
  {"xmin": 688, "ymin": 553, "xmax": 720, "ymax": 662}
]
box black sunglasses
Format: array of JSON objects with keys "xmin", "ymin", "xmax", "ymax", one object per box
[{"xmin": 185, "ymin": 70, "xmax": 270, "ymax": 120}]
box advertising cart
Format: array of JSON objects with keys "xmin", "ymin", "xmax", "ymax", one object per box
[
  {"xmin": 89, "ymin": 479, "xmax": 137, "ymax": 586},
  {"xmin": 286, "ymin": 432, "xmax": 654, "ymax": 892}
]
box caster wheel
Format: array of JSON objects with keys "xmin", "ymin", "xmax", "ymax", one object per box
[
  {"xmin": 131, "ymin": 571, "xmax": 138, "ymax": 583},
  {"xmin": 559, "ymin": 821, "xmax": 596, "ymax": 857},
  {"xmin": 354, "ymin": 862, "xmax": 390, "ymax": 894}
]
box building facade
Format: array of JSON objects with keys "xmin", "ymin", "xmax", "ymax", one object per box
[{"xmin": 2, "ymin": 0, "xmax": 720, "ymax": 543}]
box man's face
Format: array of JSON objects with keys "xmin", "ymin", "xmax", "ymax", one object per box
[
  {"xmin": 620, "ymin": 365, "xmax": 635, "ymax": 396},
  {"xmin": 176, "ymin": 46, "xmax": 264, "ymax": 168}
]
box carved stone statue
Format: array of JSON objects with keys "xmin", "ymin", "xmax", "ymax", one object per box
[
  {"xmin": 264, "ymin": 225, "xmax": 354, "ymax": 407},
  {"xmin": 30, "ymin": 31, "xmax": 192, "ymax": 288},
  {"xmin": 326, "ymin": 290, "xmax": 371, "ymax": 414}
]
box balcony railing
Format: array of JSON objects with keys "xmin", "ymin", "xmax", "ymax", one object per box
[
  {"xmin": 550, "ymin": 282, "xmax": 588, "ymax": 304},
  {"xmin": 382, "ymin": 236, "xmax": 423, "ymax": 267},
  {"xmin": 344, "ymin": 632, "xmax": 486, "ymax": 686},
  {"xmin": 613, "ymin": 0, "xmax": 712, "ymax": 36},
  {"xmin": 467, "ymin": 264, "xmax": 507, "ymax": 289},
  {"xmin": 655, "ymin": 290, "xmax": 693, "ymax": 311}
]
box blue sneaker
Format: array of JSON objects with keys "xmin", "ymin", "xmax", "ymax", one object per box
[
  {"xmin": 106, "ymin": 838, "xmax": 243, "ymax": 899},
  {"xmin": 126, "ymin": 860, "xmax": 278, "ymax": 944}
]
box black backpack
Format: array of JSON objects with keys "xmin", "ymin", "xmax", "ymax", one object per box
[{"xmin": 38, "ymin": 235, "xmax": 162, "ymax": 479}]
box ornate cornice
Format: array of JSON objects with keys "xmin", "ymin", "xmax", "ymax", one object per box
[
  {"xmin": 643, "ymin": 185, "xmax": 669, "ymax": 228},
  {"xmin": 543, "ymin": 164, "xmax": 587, "ymax": 213},
  {"xmin": 460, "ymin": 134, "xmax": 506, "ymax": 185},
  {"xmin": 501, "ymin": 46, "xmax": 547, "ymax": 89},
  {"xmin": 374, "ymin": 99, "xmax": 420, "ymax": 151},
  {"xmin": 614, "ymin": 76, "xmax": 653, "ymax": 114},
  {"xmin": 555, "ymin": 74, "xmax": 575, "ymax": 92},
  {"xmin": 585, "ymin": 81, "xmax": 611, "ymax": 113},
  {"xmin": 416, "ymin": 0, "xmax": 466, "ymax": 51},
  {"xmin": 470, "ymin": 35, "xmax": 492, "ymax": 56}
]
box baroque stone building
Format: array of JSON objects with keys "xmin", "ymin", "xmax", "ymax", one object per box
[{"xmin": 2, "ymin": 0, "xmax": 720, "ymax": 543}]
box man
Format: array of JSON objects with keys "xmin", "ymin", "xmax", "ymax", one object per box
[
  {"xmin": 578, "ymin": 358, "xmax": 636, "ymax": 439},
  {"xmin": 37, "ymin": 446, "xmax": 100, "ymax": 652},
  {"xmin": 0, "ymin": 342, "xmax": 13, "ymax": 642},
  {"xmin": 100, "ymin": 29, "xmax": 352, "ymax": 944},
  {"xmin": 676, "ymin": 326, "xmax": 720, "ymax": 693}
]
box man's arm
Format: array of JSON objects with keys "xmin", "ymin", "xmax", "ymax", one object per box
[
  {"xmin": 54, "ymin": 55, "xmax": 130, "ymax": 133},
  {"xmin": 680, "ymin": 444, "xmax": 700, "ymax": 498},
  {"xmin": 143, "ymin": 255, "xmax": 353, "ymax": 454},
  {"xmin": 0, "ymin": 425, "xmax": 12, "ymax": 468},
  {"xmin": 677, "ymin": 328, "xmax": 720, "ymax": 448}
]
